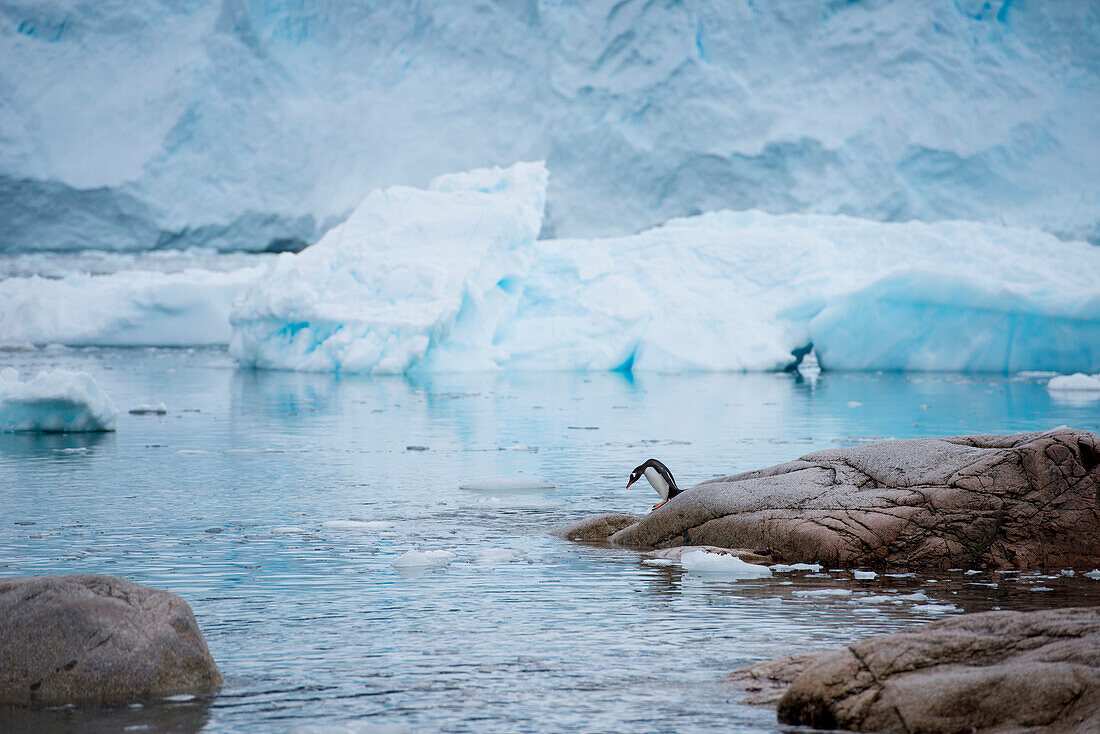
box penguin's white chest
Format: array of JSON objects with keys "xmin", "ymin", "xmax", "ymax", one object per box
[{"xmin": 644, "ymin": 467, "xmax": 670, "ymax": 500}]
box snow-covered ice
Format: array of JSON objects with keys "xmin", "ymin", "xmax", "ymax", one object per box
[
  {"xmin": 679, "ymin": 550, "xmax": 773, "ymax": 578},
  {"xmin": 392, "ymin": 550, "xmax": 457, "ymax": 569},
  {"xmin": 0, "ymin": 368, "xmax": 117, "ymax": 432},
  {"xmin": 230, "ymin": 165, "xmax": 1100, "ymax": 374},
  {"xmin": 2, "ymin": 3, "xmax": 1096, "ymax": 251},
  {"xmin": 4, "ymin": 158, "xmax": 1098, "ymax": 375}
]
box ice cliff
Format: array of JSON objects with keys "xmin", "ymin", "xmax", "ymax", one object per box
[
  {"xmin": 228, "ymin": 162, "xmax": 1100, "ymax": 375},
  {"xmin": 1, "ymin": 0, "xmax": 1097, "ymax": 251}
]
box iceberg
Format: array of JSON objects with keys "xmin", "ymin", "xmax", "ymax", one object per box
[
  {"xmin": 230, "ymin": 163, "xmax": 1100, "ymax": 375},
  {"xmin": 1, "ymin": 2, "xmax": 1096, "ymax": 252},
  {"xmin": 0, "ymin": 368, "xmax": 117, "ymax": 432},
  {"xmin": 230, "ymin": 162, "xmax": 547, "ymax": 373},
  {"xmin": 680, "ymin": 550, "xmax": 773, "ymax": 578}
]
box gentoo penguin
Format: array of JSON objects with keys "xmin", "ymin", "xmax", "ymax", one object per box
[{"xmin": 627, "ymin": 458, "xmax": 681, "ymax": 510}]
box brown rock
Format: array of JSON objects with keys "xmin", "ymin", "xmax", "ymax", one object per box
[
  {"xmin": 596, "ymin": 429, "xmax": 1100, "ymax": 570},
  {"xmin": 727, "ymin": 652, "xmax": 820, "ymax": 705},
  {"xmin": 740, "ymin": 607, "xmax": 1100, "ymax": 733},
  {"xmin": 0, "ymin": 575, "xmax": 222, "ymax": 705},
  {"xmin": 552, "ymin": 513, "xmax": 641, "ymax": 542}
]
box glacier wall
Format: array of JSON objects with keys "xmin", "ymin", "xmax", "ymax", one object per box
[{"xmin": 1, "ymin": 0, "xmax": 1097, "ymax": 251}]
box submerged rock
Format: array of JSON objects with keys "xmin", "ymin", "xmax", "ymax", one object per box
[
  {"xmin": 0, "ymin": 575, "xmax": 221, "ymax": 705},
  {"xmin": 731, "ymin": 607, "xmax": 1100, "ymax": 733},
  {"xmin": 564, "ymin": 429, "xmax": 1100, "ymax": 571}
]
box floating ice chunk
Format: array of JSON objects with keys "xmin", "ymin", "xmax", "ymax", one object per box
[
  {"xmin": 847, "ymin": 401, "xmax": 863, "ymax": 408},
  {"xmin": 230, "ymin": 162, "xmax": 548, "ymax": 373},
  {"xmin": 1047, "ymin": 373, "xmax": 1100, "ymax": 391},
  {"xmin": 162, "ymin": 694, "xmax": 196, "ymax": 702},
  {"xmin": 459, "ymin": 479, "xmax": 556, "ymax": 494},
  {"xmin": 680, "ymin": 550, "xmax": 773, "ymax": 578},
  {"xmin": 771, "ymin": 563, "xmax": 824, "ymax": 573},
  {"xmin": 1085, "ymin": 570, "xmax": 1100, "ymax": 580},
  {"xmin": 964, "ymin": 569, "xmax": 982, "ymax": 575},
  {"xmin": 474, "ymin": 548, "xmax": 520, "ymax": 564},
  {"xmin": 392, "ymin": 549, "xmax": 457, "ymax": 568},
  {"xmin": 129, "ymin": 402, "xmax": 167, "ymax": 415},
  {"xmin": 915, "ymin": 604, "xmax": 960, "ymax": 614},
  {"xmin": 853, "ymin": 570, "xmax": 877, "ymax": 580},
  {"xmin": 322, "ymin": 520, "xmax": 395, "ymax": 531},
  {"xmin": 643, "ymin": 558, "xmax": 676, "ymax": 567},
  {"xmin": 0, "ymin": 369, "xmax": 117, "ymax": 432},
  {"xmin": 793, "ymin": 588, "xmax": 854, "ymax": 597}
]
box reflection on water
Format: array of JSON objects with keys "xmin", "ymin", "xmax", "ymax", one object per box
[{"xmin": 1, "ymin": 348, "xmax": 1098, "ymax": 732}]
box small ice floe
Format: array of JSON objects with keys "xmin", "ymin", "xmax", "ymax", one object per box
[
  {"xmin": 846, "ymin": 400, "xmax": 863, "ymax": 408},
  {"xmin": 680, "ymin": 550, "xmax": 773, "ymax": 578},
  {"xmin": 964, "ymin": 569, "xmax": 981, "ymax": 575},
  {"xmin": 474, "ymin": 548, "xmax": 520, "ymax": 564},
  {"xmin": 129, "ymin": 402, "xmax": 167, "ymax": 415},
  {"xmin": 860, "ymin": 591, "xmax": 931, "ymax": 604},
  {"xmin": 0, "ymin": 368, "xmax": 118, "ymax": 432},
  {"xmin": 392, "ymin": 549, "xmax": 456, "ymax": 568},
  {"xmin": 322, "ymin": 520, "xmax": 395, "ymax": 531},
  {"xmin": 771, "ymin": 563, "xmax": 823, "ymax": 573},
  {"xmin": 1061, "ymin": 569, "xmax": 1076, "ymax": 577},
  {"xmin": 793, "ymin": 588, "xmax": 853, "ymax": 597},
  {"xmin": 459, "ymin": 478, "xmax": 556, "ymax": 494},
  {"xmin": 162, "ymin": 693, "xmax": 196, "ymax": 702},
  {"xmin": 53, "ymin": 447, "xmax": 89, "ymax": 455},
  {"xmin": 1084, "ymin": 570, "xmax": 1100, "ymax": 580},
  {"xmin": 1046, "ymin": 373, "xmax": 1100, "ymax": 392},
  {"xmin": 1029, "ymin": 586, "xmax": 1055, "ymax": 592},
  {"xmin": 853, "ymin": 570, "xmax": 877, "ymax": 580},
  {"xmin": 498, "ymin": 443, "xmax": 538, "ymax": 452},
  {"xmin": 914, "ymin": 604, "xmax": 959, "ymax": 614}
]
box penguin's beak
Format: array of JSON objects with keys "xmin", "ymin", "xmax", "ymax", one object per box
[{"xmin": 626, "ymin": 477, "xmax": 637, "ymax": 489}]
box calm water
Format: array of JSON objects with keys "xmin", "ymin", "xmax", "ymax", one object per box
[{"xmin": 2, "ymin": 347, "xmax": 1099, "ymax": 733}]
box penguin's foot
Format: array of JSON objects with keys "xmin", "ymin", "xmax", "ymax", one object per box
[{"xmin": 651, "ymin": 500, "xmax": 667, "ymax": 510}]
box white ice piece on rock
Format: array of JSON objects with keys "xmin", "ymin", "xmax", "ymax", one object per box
[
  {"xmin": 0, "ymin": 368, "xmax": 118, "ymax": 432},
  {"xmin": 230, "ymin": 162, "xmax": 548, "ymax": 373}
]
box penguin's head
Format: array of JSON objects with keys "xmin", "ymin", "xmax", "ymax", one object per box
[{"xmin": 626, "ymin": 461, "xmax": 652, "ymax": 489}]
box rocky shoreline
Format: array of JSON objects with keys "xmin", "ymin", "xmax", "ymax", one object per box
[
  {"xmin": 557, "ymin": 428, "xmax": 1100, "ymax": 571},
  {"xmin": 730, "ymin": 607, "xmax": 1100, "ymax": 733}
]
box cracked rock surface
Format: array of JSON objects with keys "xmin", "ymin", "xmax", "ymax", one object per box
[
  {"xmin": 730, "ymin": 607, "xmax": 1100, "ymax": 733},
  {"xmin": 559, "ymin": 429, "xmax": 1100, "ymax": 570},
  {"xmin": 0, "ymin": 574, "xmax": 222, "ymax": 705}
]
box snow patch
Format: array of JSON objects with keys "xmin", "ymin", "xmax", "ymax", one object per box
[{"xmin": 0, "ymin": 368, "xmax": 117, "ymax": 432}]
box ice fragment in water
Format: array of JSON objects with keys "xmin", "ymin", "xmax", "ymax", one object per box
[{"xmin": 680, "ymin": 550, "xmax": 772, "ymax": 578}]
